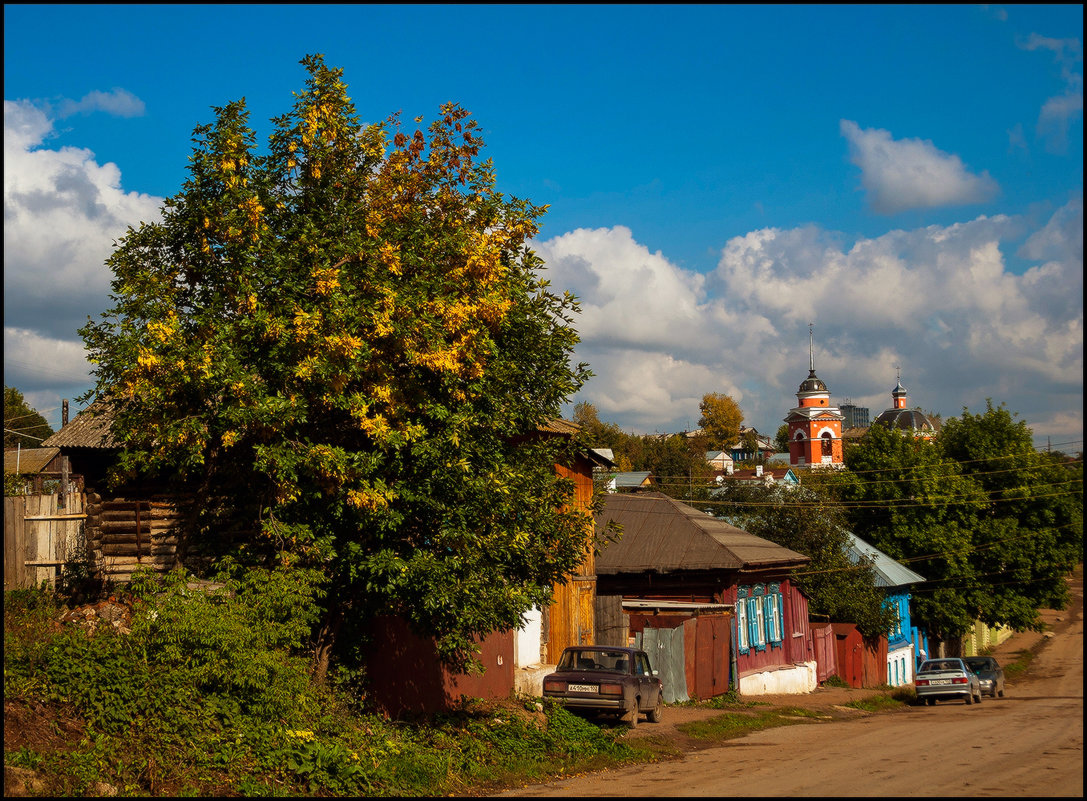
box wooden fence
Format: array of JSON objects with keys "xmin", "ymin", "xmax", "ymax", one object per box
[{"xmin": 4, "ymin": 493, "xmax": 87, "ymax": 590}]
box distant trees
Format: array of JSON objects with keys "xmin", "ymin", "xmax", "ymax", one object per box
[
  {"xmin": 698, "ymin": 393, "xmax": 744, "ymax": 451},
  {"xmin": 4, "ymin": 387, "xmax": 53, "ymax": 448},
  {"xmin": 571, "ymin": 401, "xmax": 710, "ymax": 497},
  {"xmin": 774, "ymin": 424, "xmax": 791, "ymax": 455}
]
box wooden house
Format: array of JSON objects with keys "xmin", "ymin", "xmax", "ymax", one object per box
[
  {"xmin": 41, "ymin": 401, "xmax": 188, "ymax": 583},
  {"xmin": 593, "ymin": 491, "xmax": 817, "ymax": 697}
]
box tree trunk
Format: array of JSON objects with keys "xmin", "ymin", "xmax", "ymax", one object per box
[{"xmin": 313, "ymin": 602, "xmax": 344, "ymax": 683}]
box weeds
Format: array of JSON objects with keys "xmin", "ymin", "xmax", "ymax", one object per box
[{"xmin": 4, "ymin": 574, "xmax": 636, "ymax": 796}]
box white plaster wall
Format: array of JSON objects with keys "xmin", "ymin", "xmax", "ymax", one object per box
[
  {"xmin": 739, "ymin": 661, "xmax": 818, "ymax": 695},
  {"xmin": 887, "ymin": 643, "xmax": 915, "ymax": 686},
  {"xmin": 515, "ymin": 607, "xmax": 543, "ymax": 668}
]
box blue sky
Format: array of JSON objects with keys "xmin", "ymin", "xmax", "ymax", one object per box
[{"xmin": 4, "ymin": 4, "xmax": 1083, "ymax": 451}]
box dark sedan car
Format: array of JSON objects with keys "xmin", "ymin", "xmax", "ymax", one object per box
[
  {"xmin": 964, "ymin": 656, "xmax": 1006, "ymax": 698},
  {"xmin": 542, "ymin": 646, "xmax": 664, "ymax": 727}
]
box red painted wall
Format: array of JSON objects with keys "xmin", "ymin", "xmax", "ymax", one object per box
[{"xmin": 365, "ymin": 615, "xmax": 514, "ymax": 718}]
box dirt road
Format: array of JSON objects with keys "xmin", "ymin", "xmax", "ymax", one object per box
[{"xmin": 497, "ymin": 566, "xmax": 1083, "ymax": 797}]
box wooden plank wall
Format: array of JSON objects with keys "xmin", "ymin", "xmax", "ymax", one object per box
[
  {"xmin": 3, "ymin": 493, "xmax": 86, "ymax": 590},
  {"xmin": 546, "ymin": 457, "xmax": 598, "ymax": 662},
  {"xmin": 85, "ymin": 492, "xmax": 186, "ymax": 583}
]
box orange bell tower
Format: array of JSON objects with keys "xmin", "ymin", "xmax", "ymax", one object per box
[{"xmin": 784, "ymin": 325, "xmax": 844, "ymax": 469}]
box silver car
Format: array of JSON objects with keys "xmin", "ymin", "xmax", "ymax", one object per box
[{"xmin": 915, "ymin": 658, "xmax": 983, "ymax": 705}]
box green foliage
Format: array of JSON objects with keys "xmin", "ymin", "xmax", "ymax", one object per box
[
  {"xmin": 829, "ymin": 403, "xmax": 1083, "ymax": 639},
  {"xmin": 78, "ymin": 54, "xmax": 591, "ymax": 671},
  {"xmin": 712, "ymin": 482, "xmax": 897, "ymax": 637},
  {"xmin": 698, "ymin": 393, "xmax": 744, "ymax": 451},
  {"xmin": 827, "ymin": 423, "xmax": 993, "ymax": 640},
  {"xmin": 4, "ymin": 386, "xmax": 54, "ymax": 448},
  {"xmin": 774, "ymin": 424, "xmax": 791, "ymax": 454},
  {"xmin": 938, "ymin": 400, "xmax": 1083, "ymax": 617},
  {"xmin": 5, "ymin": 579, "xmax": 632, "ymax": 796}
]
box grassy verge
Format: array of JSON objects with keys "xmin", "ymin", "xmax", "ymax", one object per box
[{"xmin": 3, "ymin": 575, "xmax": 647, "ymax": 797}]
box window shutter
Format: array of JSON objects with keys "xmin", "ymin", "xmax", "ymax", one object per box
[{"xmin": 737, "ymin": 597, "xmax": 749, "ymax": 653}]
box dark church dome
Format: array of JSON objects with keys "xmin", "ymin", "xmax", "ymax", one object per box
[
  {"xmin": 872, "ymin": 408, "xmax": 939, "ymax": 433},
  {"xmin": 798, "ymin": 369, "xmax": 828, "ymax": 394}
]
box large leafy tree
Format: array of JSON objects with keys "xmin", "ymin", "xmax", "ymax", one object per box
[
  {"xmin": 80, "ymin": 55, "xmax": 592, "ymax": 671},
  {"xmin": 698, "ymin": 392, "xmax": 743, "ymax": 451},
  {"xmin": 824, "ymin": 415, "xmax": 1079, "ymax": 644},
  {"xmin": 937, "ymin": 401, "xmax": 1082, "ymax": 616},
  {"xmin": 4, "ymin": 386, "xmax": 54, "ymax": 448}
]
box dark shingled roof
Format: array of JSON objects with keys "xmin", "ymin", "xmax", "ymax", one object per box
[
  {"xmin": 595, "ymin": 492, "xmax": 810, "ymax": 574},
  {"xmin": 4, "ymin": 447, "xmax": 60, "ymax": 474},
  {"xmin": 41, "ymin": 401, "xmax": 119, "ymax": 449}
]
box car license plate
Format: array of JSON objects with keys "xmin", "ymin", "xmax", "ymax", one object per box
[
  {"xmin": 930, "ymin": 679, "xmax": 952, "ymax": 685},
  {"xmin": 568, "ymin": 684, "xmax": 598, "ymax": 693}
]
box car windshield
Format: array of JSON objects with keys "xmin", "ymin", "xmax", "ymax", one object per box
[
  {"xmin": 558, "ymin": 649, "xmax": 632, "ymax": 672},
  {"xmin": 965, "ymin": 659, "xmax": 992, "ymax": 671}
]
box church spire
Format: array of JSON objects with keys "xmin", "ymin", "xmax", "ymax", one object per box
[{"xmin": 808, "ymin": 323, "xmax": 816, "ymax": 376}]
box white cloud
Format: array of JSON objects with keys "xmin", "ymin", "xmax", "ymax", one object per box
[
  {"xmin": 1018, "ymin": 33, "xmax": 1084, "ymax": 154},
  {"xmin": 56, "ymin": 88, "xmax": 146, "ymax": 119},
  {"xmin": 840, "ymin": 120, "xmax": 1000, "ymax": 214},
  {"xmin": 3, "ymin": 98, "xmax": 162, "ymax": 421},
  {"xmin": 549, "ymin": 205, "xmax": 1082, "ymax": 449}
]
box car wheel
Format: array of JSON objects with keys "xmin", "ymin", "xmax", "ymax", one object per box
[
  {"xmin": 964, "ymin": 691, "xmax": 972, "ymax": 705},
  {"xmin": 648, "ymin": 693, "xmax": 663, "ymax": 723},
  {"xmin": 626, "ymin": 699, "xmax": 640, "ymax": 728},
  {"xmin": 926, "ymin": 697, "xmax": 936, "ymax": 706},
  {"xmin": 975, "ymin": 688, "xmax": 982, "ymax": 703}
]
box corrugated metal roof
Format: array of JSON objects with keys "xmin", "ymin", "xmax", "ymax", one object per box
[
  {"xmin": 41, "ymin": 400, "xmax": 118, "ymax": 449},
  {"xmin": 596, "ymin": 492, "xmax": 810, "ymax": 574},
  {"xmin": 4, "ymin": 447, "xmax": 60, "ymax": 475},
  {"xmin": 845, "ymin": 531, "xmax": 926, "ymax": 588},
  {"xmin": 614, "ymin": 471, "xmax": 653, "ymax": 488}
]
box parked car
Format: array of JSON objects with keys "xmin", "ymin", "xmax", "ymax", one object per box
[
  {"xmin": 914, "ymin": 658, "xmax": 983, "ymax": 705},
  {"xmin": 963, "ymin": 656, "xmax": 1006, "ymax": 698},
  {"xmin": 542, "ymin": 646, "xmax": 664, "ymax": 727}
]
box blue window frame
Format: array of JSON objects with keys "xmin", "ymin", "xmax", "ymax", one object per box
[{"xmin": 737, "ymin": 584, "xmax": 786, "ymax": 653}]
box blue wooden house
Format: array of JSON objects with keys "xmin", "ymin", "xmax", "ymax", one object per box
[{"xmin": 845, "ymin": 531, "xmax": 927, "ymax": 686}]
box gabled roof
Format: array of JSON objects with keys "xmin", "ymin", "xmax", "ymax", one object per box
[
  {"xmin": 845, "ymin": 531, "xmax": 925, "ymax": 588},
  {"xmin": 613, "ymin": 471, "xmax": 653, "ymax": 488},
  {"xmin": 595, "ymin": 492, "xmax": 809, "ymax": 574},
  {"xmin": 4, "ymin": 447, "xmax": 60, "ymax": 475},
  {"xmin": 41, "ymin": 400, "xmax": 118, "ymax": 449},
  {"xmin": 538, "ymin": 417, "xmax": 581, "ymax": 436}
]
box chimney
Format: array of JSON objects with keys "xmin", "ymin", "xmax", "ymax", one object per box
[{"xmin": 62, "ymin": 399, "xmax": 69, "ymax": 427}]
